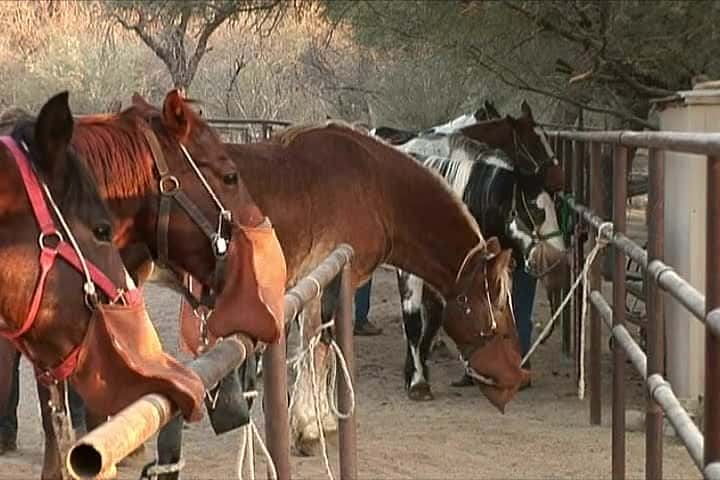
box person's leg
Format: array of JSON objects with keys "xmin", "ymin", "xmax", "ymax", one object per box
[
  {"xmin": 0, "ymin": 350, "xmax": 20, "ymax": 453},
  {"xmin": 512, "ymin": 265, "xmax": 537, "ymax": 360},
  {"xmin": 353, "ymin": 276, "xmax": 382, "ymax": 335}
]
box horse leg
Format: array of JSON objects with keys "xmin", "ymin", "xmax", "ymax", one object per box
[
  {"xmin": 36, "ymin": 382, "xmax": 63, "ymax": 480},
  {"xmin": 0, "ymin": 340, "xmax": 19, "ymax": 454},
  {"xmin": 397, "ymin": 270, "xmax": 434, "ymax": 400},
  {"xmin": 289, "ymin": 298, "xmax": 334, "ymax": 456}
]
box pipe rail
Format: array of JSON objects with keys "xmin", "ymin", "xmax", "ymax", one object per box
[
  {"xmin": 67, "ymin": 334, "xmax": 254, "ymax": 479},
  {"xmin": 549, "ymin": 130, "xmax": 720, "ymax": 156},
  {"xmin": 66, "ymin": 244, "xmax": 358, "ymax": 480},
  {"xmin": 565, "ymin": 196, "xmax": 710, "ymax": 332},
  {"xmin": 553, "ymin": 129, "xmax": 720, "ymax": 480},
  {"xmin": 590, "ymin": 292, "xmax": 706, "ymax": 472}
]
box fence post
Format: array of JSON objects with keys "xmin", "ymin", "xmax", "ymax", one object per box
[
  {"xmin": 562, "ymin": 139, "xmax": 574, "ymax": 357},
  {"xmin": 573, "ymin": 135, "xmax": 586, "ymax": 381},
  {"xmin": 263, "ymin": 341, "xmax": 292, "ymax": 480},
  {"xmin": 612, "ymin": 146, "xmax": 628, "ymax": 480},
  {"xmin": 646, "ymin": 148, "xmax": 665, "ymax": 480},
  {"xmin": 705, "ymin": 154, "xmax": 720, "ymax": 471},
  {"xmin": 589, "ymin": 142, "xmax": 603, "ymax": 426},
  {"xmin": 335, "ymin": 264, "xmax": 358, "ymax": 480}
]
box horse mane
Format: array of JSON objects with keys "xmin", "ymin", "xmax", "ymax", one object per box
[
  {"xmin": 72, "ymin": 108, "xmax": 156, "ymax": 199},
  {"xmin": 277, "ymin": 121, "xmax": 484, "ymax": 243},
  {"xmin": 271, "ymin": 120, "xmax": 368, "ymax": 146},
  {"xmin": 0, "ymin": 107, "xmax": 111, "ymax": 218}
]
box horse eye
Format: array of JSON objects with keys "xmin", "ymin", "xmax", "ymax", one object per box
[
  {"xmin": 92, "ymin": 223, "xmax": 112, "ymax": 242},
  {"xmin": 223, "ymin": 172, "xmax": 238, "ymax": 185}
]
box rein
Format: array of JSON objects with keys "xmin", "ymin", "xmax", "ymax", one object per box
[{"xmin": 0, "ymin": 135, "xmax": 139, "ymax": 385}]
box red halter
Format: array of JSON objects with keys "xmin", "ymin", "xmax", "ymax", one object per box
[{"xmin": 0, "ymin": 135, "xmax": 141, "ymax": 384}]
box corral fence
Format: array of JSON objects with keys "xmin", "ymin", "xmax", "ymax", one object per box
[
  {"xmin": 65, "ymin": 244, "xmax": 359, "ymax": 480},
  {"xmin": 547, "ymin": 129, "xmax": 720, "ymax": 480},
  {"xmin": 206, "ymin": 118, "xmax": 291, "ymax": 144}
]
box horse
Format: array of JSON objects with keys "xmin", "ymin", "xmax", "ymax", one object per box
[
  {"xmin": 373, "ymin": 100, "xmax": 565, "ymax": 196},
  {"xmin": 0, "ymin": 91, "xmax": 287, "ymax": 479},
  {"xmin": 389, "ymin": 133, "xmax": 567, "ymax": 400},
  {"xmin": 167, "ymin": 121, "xmax": 528, "ymax": 460},
  {"xmin": 0, "ymin": 91, "xmax": 208, "ymax": 477}
]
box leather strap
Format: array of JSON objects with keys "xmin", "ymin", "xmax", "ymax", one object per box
[
  {"xmin": 139, "ymin": 126, "xmax": 227, "ymax": 311},
  {"xmin": 0, "ymin": 135, "xmax": 140, "ymax": 383}
]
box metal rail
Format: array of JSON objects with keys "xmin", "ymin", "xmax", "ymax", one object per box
[
  {"xmin": 553, "ymin": 127, "xmax": 720, "ymax": 480},
  {"xmin": 67, "ymin": 334, "xmax": 254, "ymax": 479},
  {"xmin": 66, "ymin": 244, "xmax": 358, "ymax": 480},
  {"xmin": 590, "ymin": 292, "xmax": 707, "ymax": 473}
]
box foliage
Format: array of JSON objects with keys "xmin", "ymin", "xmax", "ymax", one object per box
[{"xmin": 321, "ymin": 0, "xmax": 720, "ymax": 129}]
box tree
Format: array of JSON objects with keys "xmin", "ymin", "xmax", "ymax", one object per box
[
  {"xmin": 321, "ymin": 0, "xmax": 720, "ymax": 129},
  {"xmin": 105, "ymin": 0, "xmax": 290, "ymax": 90}
]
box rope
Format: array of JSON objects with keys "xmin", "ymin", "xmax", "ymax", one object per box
[
  {"xmin": 521, "ymin": 222, "xmax": 613, "ymax": 399},
  {"xmin": 236, "ymin": 392, "xmax": 277, "ymax": 480},
  {"xmin": 286, "ymin": 312, "xmax": 356, "ymax": 480},
  {"xmin": 141, "ymin": 459, "xmax": 186, "ymax": 479}
]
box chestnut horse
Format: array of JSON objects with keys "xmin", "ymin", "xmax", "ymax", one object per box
[
  {"xmin": 171, "ymin": 122, "xmax": 528, "ymax": 459},
  {"xmin": 0, "ymin": 91, "xmax": 286, "ymax": 479},
  {"xmin": 0, "ymin": 91, "xmax": 206, "ymax": 477}
]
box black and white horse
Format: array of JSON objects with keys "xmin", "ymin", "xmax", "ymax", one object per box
[{"xmin": 373, "ymin": 125, "xmax": 567, "ymax": 400}]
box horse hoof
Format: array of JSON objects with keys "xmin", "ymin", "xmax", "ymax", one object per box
[
  {"xmin": 0, "ymin": 438, "xmax": 17, "ymax": 455},
  {"xmin": 408, "ymin": 383, "xmax": 434, "ymax": 401},
  {"xmin": 293, "ymin": 436, "xmax": 322, "ymax": 457}
]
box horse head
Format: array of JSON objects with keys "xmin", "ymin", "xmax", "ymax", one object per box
[
  {"xmin": 442, "ymin": 237, "xmax": 529, "ymax": 412},
  {"xmin": 119, "ymin": 91, "xmax": 287, "ymax": 349},
  {"xmin": 461, "ymin": 100, "xmax": 564, "ymax": 193},
  {"xmin": 0, "ymin": 92, "xmax": 205, "ymax": 421}
]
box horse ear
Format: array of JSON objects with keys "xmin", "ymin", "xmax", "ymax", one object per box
[
  {"xmin": 34, "ymin": 91, "xmax": 74, "ymax": 180},
  {"xmin": 520, "ymin": 100, "xmax": 534, "ymax": 121},
  {"xmin": 131, "ymin": 92, "xmax": 155, "ymax": 112},
  {"xmin": 486, "ymin": 236, "xmax": 502, "ymax": 257},
  {"xmin": 484, "ymin": 100, "xmax": 500, "ymax": 119},
  {"xmin": 162, "ymin": 89, "xmax": 192, "ymax": 141},
  {"xmin": 487, "ymin": 248, "xmax": 513, "ymax": 294}
]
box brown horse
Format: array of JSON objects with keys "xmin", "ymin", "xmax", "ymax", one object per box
[
  {"xmin": 0, "ymin": 91, "xmax": 287, "ymax": 479},
  {"xmin": 0, "ymin": 92, "xmax": 207, "ymax": 475},
  {"xmin": 174, "ymin": 122, "xmax": 529, "ymax": 457}
]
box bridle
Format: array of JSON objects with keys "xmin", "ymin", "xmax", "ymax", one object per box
[
  {"xmin": 452, "ymin": 243, "xmax": 517, "ymax": 385},
  {"xmin": 0, "ymin": 135, "xmax": 140, "ymax": 385},
  {"xmin": 140, "ymin": 125, "xmax": 233, "ymax": 349}
]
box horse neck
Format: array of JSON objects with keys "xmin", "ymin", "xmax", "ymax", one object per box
[{"xmin": 378, "ymin": 145, "xmax": 485, "ymax": 298}]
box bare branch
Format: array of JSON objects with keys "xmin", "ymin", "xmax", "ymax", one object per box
[{"xmin": 467, "ymin": 46, "xmax": 657, "ymax": 130}]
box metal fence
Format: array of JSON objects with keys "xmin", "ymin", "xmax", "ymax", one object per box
[
  {"xmin": 66, "ymin": 244, "xmax": 358, "ymax": 480},
  {"xmin": 548, "ymin": 130, "xmax": 720, "ymax": 480},
  {"xmin": 206, "ymin": 118, "xmax": 291, "ymax": 144}
]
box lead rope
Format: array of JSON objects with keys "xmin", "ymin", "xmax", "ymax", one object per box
[
  {"xmin": 177, "ymin": 143, "xmax": 232, "ymax": 255},
  {"xmin": 521, "ymin": 222, "xmax": 613, "ymax": 399},
  {"xmin": 286, "ymin": 313, "xmax": 356, "ymax": 480},
  {"xmin": 236, "ymin": 391, "xmax": 277, "ymax": 480},
  {"xmin": 33, "ymin": 156, "xmax": 96, "ymax": 302}
]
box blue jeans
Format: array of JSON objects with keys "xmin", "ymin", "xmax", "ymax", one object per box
[
  {"xmin": 512, "ymin": 265, "xmax": 537, "ymax": 358},
  {"xmin": 354, "ymin": 277, "xmax": 372, "ymax": 327}
]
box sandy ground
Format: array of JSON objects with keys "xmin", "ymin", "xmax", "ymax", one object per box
[{"xmin": 0, "ymin": 263, "xmax": 699, "ymax": 480}]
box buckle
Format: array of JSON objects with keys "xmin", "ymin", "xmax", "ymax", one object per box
[
  {"xmin": 159, "ymin": 175, "xmax": 180, "ymax": 195},
  {"xmin": 38, "ymin": 230, "xmax": 63, "ymax": 251}
]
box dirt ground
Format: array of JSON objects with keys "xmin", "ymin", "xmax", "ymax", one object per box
[{"xmin": 0, "ymin": 263, "xmax": 699, "ymax": 479}]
